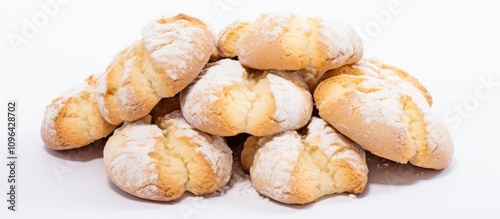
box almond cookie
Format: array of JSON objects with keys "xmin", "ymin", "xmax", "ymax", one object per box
[
  {"xmin": 216, "ymin": 13, "xmax": 363, "ymax": 72},
  {"xmin": 314, "ymin": 59, "xmax": 454, "ymax": 169},
  {"xmin": 97, "ymin": 14, "xmax": 216, "ymax": 125},
  {"xmin": 41, "ymin": 74, "xmax": 118, "ymax": 150},
  {"xmin": 180, "ymin": 59, "xmax": 313, "ymax": 137},
  {"xmin": 103, "ymin": 111, "xmax": 232, "ymax": 201},
  {"xmin": 241, "ymin": 117, "xmax": 368, "ymax": 204}
]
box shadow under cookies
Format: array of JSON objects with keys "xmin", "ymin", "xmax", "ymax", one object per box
[
  {"xmin": 365, "ymin": 151, "xmax": 456, "ymax": 186},
  {"xmin": 43, "ymin": 137, "xmax": 108, "ymax": 162}
]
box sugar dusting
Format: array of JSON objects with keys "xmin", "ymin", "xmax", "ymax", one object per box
[
  {"xmin": 355, "ymin": 78, "xmax": 403, "ymax": 129},
  {"xmin": 347, "ymin": 59, "xmax": 453, "ymax": 166},
  {"xmin": 305, "ymin": 117, "xmax": 368, "ymax": 173},
  {"xmin": 162, "ymin": 110, "xmax": 233, "ymax": 186},
  {"xmin": 106, "ymin": 121, "xmax": 162, "ymax": 199},
  {"xmin": 142, "ymin": 17, "xmax": 211, "ymax": 81},
  {"xmin": 251, "ymin": 131, "xmax": 302, "ymax": 201},
  {"xmin": 267, "ymin": 73, "xmax": 310, "ymax": 129},
  {"xmin": 257, "ymin": 13, "xmax": 291, "ymax": 40},
  {"xmin": 215, "ymin": 154, "xmax": 267, "ymax": 200},
  {"xmin": 120, "ymin": 58, "xmax": 135, "ymax": 84},
  {"xmin": 318, "ymin": 19, "xmax": 359, "ymax": 65},
  {"xmin": 41, "ymin": 80, "xmax": 91, "ymax": 146},
  {"xmin": 96, "ymin": 71, "xmax": 111, "ymax": 121},
  {"xmin": 181, "ymin": 59, "xmax": 246, "ymax": 126}
]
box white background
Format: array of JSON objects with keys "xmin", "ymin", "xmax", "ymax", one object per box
[{"xmin": 1, "ymin": 0, "xmax": 499, "ymax": 218}]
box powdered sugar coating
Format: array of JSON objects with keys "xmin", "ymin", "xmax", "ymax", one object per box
[
  {"xmin": 216, "ymin": 153, "xmax": 267, "ymax": 201},
  {"xmin": 327, "ymin": 59, "xmax": 453, "ymax": 168},
  {"xmin": 251, "ymin": 131, "xmax": 302, "ymax": 201},
  {"xmin": 41, "ymin": 81, "xmax": 91, "ymax": 146},
  {"xmin": 258, "ymin": 13, "xmax": 291, "ymax": 40},
  {"xmin": 267, "ymin": 73, "xmax": 310, "ymax": 129},
  {"xmin": 305, "ymin": 117, "xmax": 368, "ymax": 173},
  {"xmin": 96, "ymin": 71, "xmax": 111, "ymax": 122},
  {"xmin": 163, "ymin": 110, "xmax": 232, "ymax": 185},
  {"xmin": 356, "ymin": 78, "xmax": 404, "ymax": 129},
  {"xmin": 181, "ymin": 59, "xmax": 246, "ymax": 125},
  {"xmin": 353, "ymin": 60, "xmax": 448, "ymax": 158},
  {"xmin": 182, "ymin": 59, "xmax": 311, "ymax": 136},
  {"xmin": 423, "ymin": 113, "xmax": 454, "ymax": 164},
  {"xmin": 120, "ymin": 58, "xmax": 135, "ymax": 84},
  {"xmin": 318, "ymin": 19, "xmax": 359, "ymax": 65},
  {"xmin": 142, "ymin": 17, "xmax": 211, "ymax": 81},
  {"xmin": 105, "ymin": 121, "xmax": 162, "ymax": 199}
]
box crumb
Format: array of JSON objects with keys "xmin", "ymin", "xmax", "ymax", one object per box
[
  {"xmin": 383, "ymin": 163, "xmax": 388, "ymax": 167},
  {"xmin": 348, "ymin": 194, "xmax": 357, "ymax": 199}
]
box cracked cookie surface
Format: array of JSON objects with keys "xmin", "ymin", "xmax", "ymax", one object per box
[
  {"xmin": 216, "ymin": 13, "xmax": 363, "ymax": 72},
  {"xmin": 180, "ymin": 59, "xmax": 313, "ymax": 137},
  {"xmin": 241, "ymin": 117, "xmax": 368, "ymax": 204},
  {"xmin": 103, "ymin": 111, "xmax": 232, "ymax": 201},
  {"xmin": 314, "ymin": 59, "xmax": 454, "ymax": 169},
  {"xmin": 97, "ymin": 14, "xmax": 216, "ymax": 125},
  {"xmin": 41, "ymin": 73, "xmax": 118, "ymax": 150}
]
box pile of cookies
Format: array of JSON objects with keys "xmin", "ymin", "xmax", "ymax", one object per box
[{"xmin": 41, "ymin": 13, "xmax": 454, "ymax": 204}]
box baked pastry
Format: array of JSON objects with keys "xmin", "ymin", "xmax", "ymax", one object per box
[
  {"xmin": 97, "ymin": 14, "xmax": 216, "ymax": 125},
  {"xmin": 103, "ymin": 111, "xmax": 232, "ymax": 201},
  {"xmin": 314, "ymin": 59, "xmax": 454, "ymax": 169},
  {"xmin": 180, "ymin": 59, "xmax": 313, "ymax": 137},
  {"xmin": 216, "ymin": 13, "xmax": 363, "ymax": 71},
  {"xmin": 41, "ymin": 74, "xmax": 118, "ymax": 150},
  {"xmin": 241, "ymin": 117, "xmax": 368, "ymax": 204}
]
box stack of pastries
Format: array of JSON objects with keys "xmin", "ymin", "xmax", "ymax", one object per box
[{"xmin": 41, "ymin": 13, "xmax": 453, "ymax": 204}]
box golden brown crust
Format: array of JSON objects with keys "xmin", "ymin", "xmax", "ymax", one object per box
[
  {"xmin": 216, "ymin": 21, "xmax": 251, "ymax": 58},
  {"xmin": 314, "ymin": 60, "xmax": 453, "ymax": 169},
  {"xmin": 241, "ymin": 117, "xmax": 368, "ymax": 204},
  {"xmin": 41, "ymin": 74, "xmax": 118, "ymax": 150},
  {"xmin": 216, "ymin": 13, "xmax": 363, "ymax": 72},
  {"xmin": 322, "ymin": 58, "xmax": 432, "ymax": 105},
  {"xmin": 180, "ymin": 59, "xmax": 313, "ymax": 137},
  {"xmin": 103, "ymin": 111, "xmax": 233, "ymax": 201},
  {"xmin": 96, "ymin": 14, "xmax": 216, "ymax": 125}
]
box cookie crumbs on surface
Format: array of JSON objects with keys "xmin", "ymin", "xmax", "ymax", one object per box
[{"xmin": 215, "ymin": 154, "xmax": 268, "ymax": 201}]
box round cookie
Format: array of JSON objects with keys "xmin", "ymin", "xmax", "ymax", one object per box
[
  {"xmin": 216, "ymin": 13, "xmax": 363, "ymax": 72},
  {"xmin": 180, "ymin": 59, "xmax": 313, "ymax": 137},
  {"xmin": 103, "ymin": 111, "xmax": 232, "ymax": 201},
  {"xmin": 314, "ymin": 59, "xmax": 454, "ymax": 169},
  {"xmin": 241, "ymin": 117, "xmax": 368, "ymax": 204},
  {"xmin": 97, "ymin": 14, "xmax": 216, "ymax": 125},
  {"xmin": 41, "ymin": 74, "xmax": 118, "ymax": 150}
]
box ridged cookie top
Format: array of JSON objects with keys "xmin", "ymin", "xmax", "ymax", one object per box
[
  {"xmin": 315, "ymin": 60, "xmax": 454, "ymax": 169},
  {"xmin": 97, "ymin": 14, "xmax": 216, "ymax": 125},
  {"xmin": 251, "ymin": 131, "xmax": 302, "ymax": 201},
  {"xmin": 180, "ymin": 59, "xmax": 313, "ymax": 136},
  {"xmin": 105, "ymin": 121, "xmax": 163, "ymax": 199},
  {"xmin": 242, "ymin": 117, "xmax": 368, "ymax": 204},
  {"xmin": 103, "ymin": 111, "xmax": 232, "ymax": 201},
  {"xmin": 142, "ymin": 14, "xmax": 216, "ymax": 81},
  {"xmin": 217, "ymin": 13, "xmax": 363, "ymax": 71},
  {"xmin": 41, "ymin": 73, "xmax": 117, "ymax": 150},
  {"xmin": 41, "ymin": 81, "xmax": 89, "ymax": 148},
  {"xmin": 160, "ymin": 111, "xmax": 233, "ymax": 183},
  {"xmin": 305, "ymin": 117, "xmax": 368, "ymax": 173}
]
